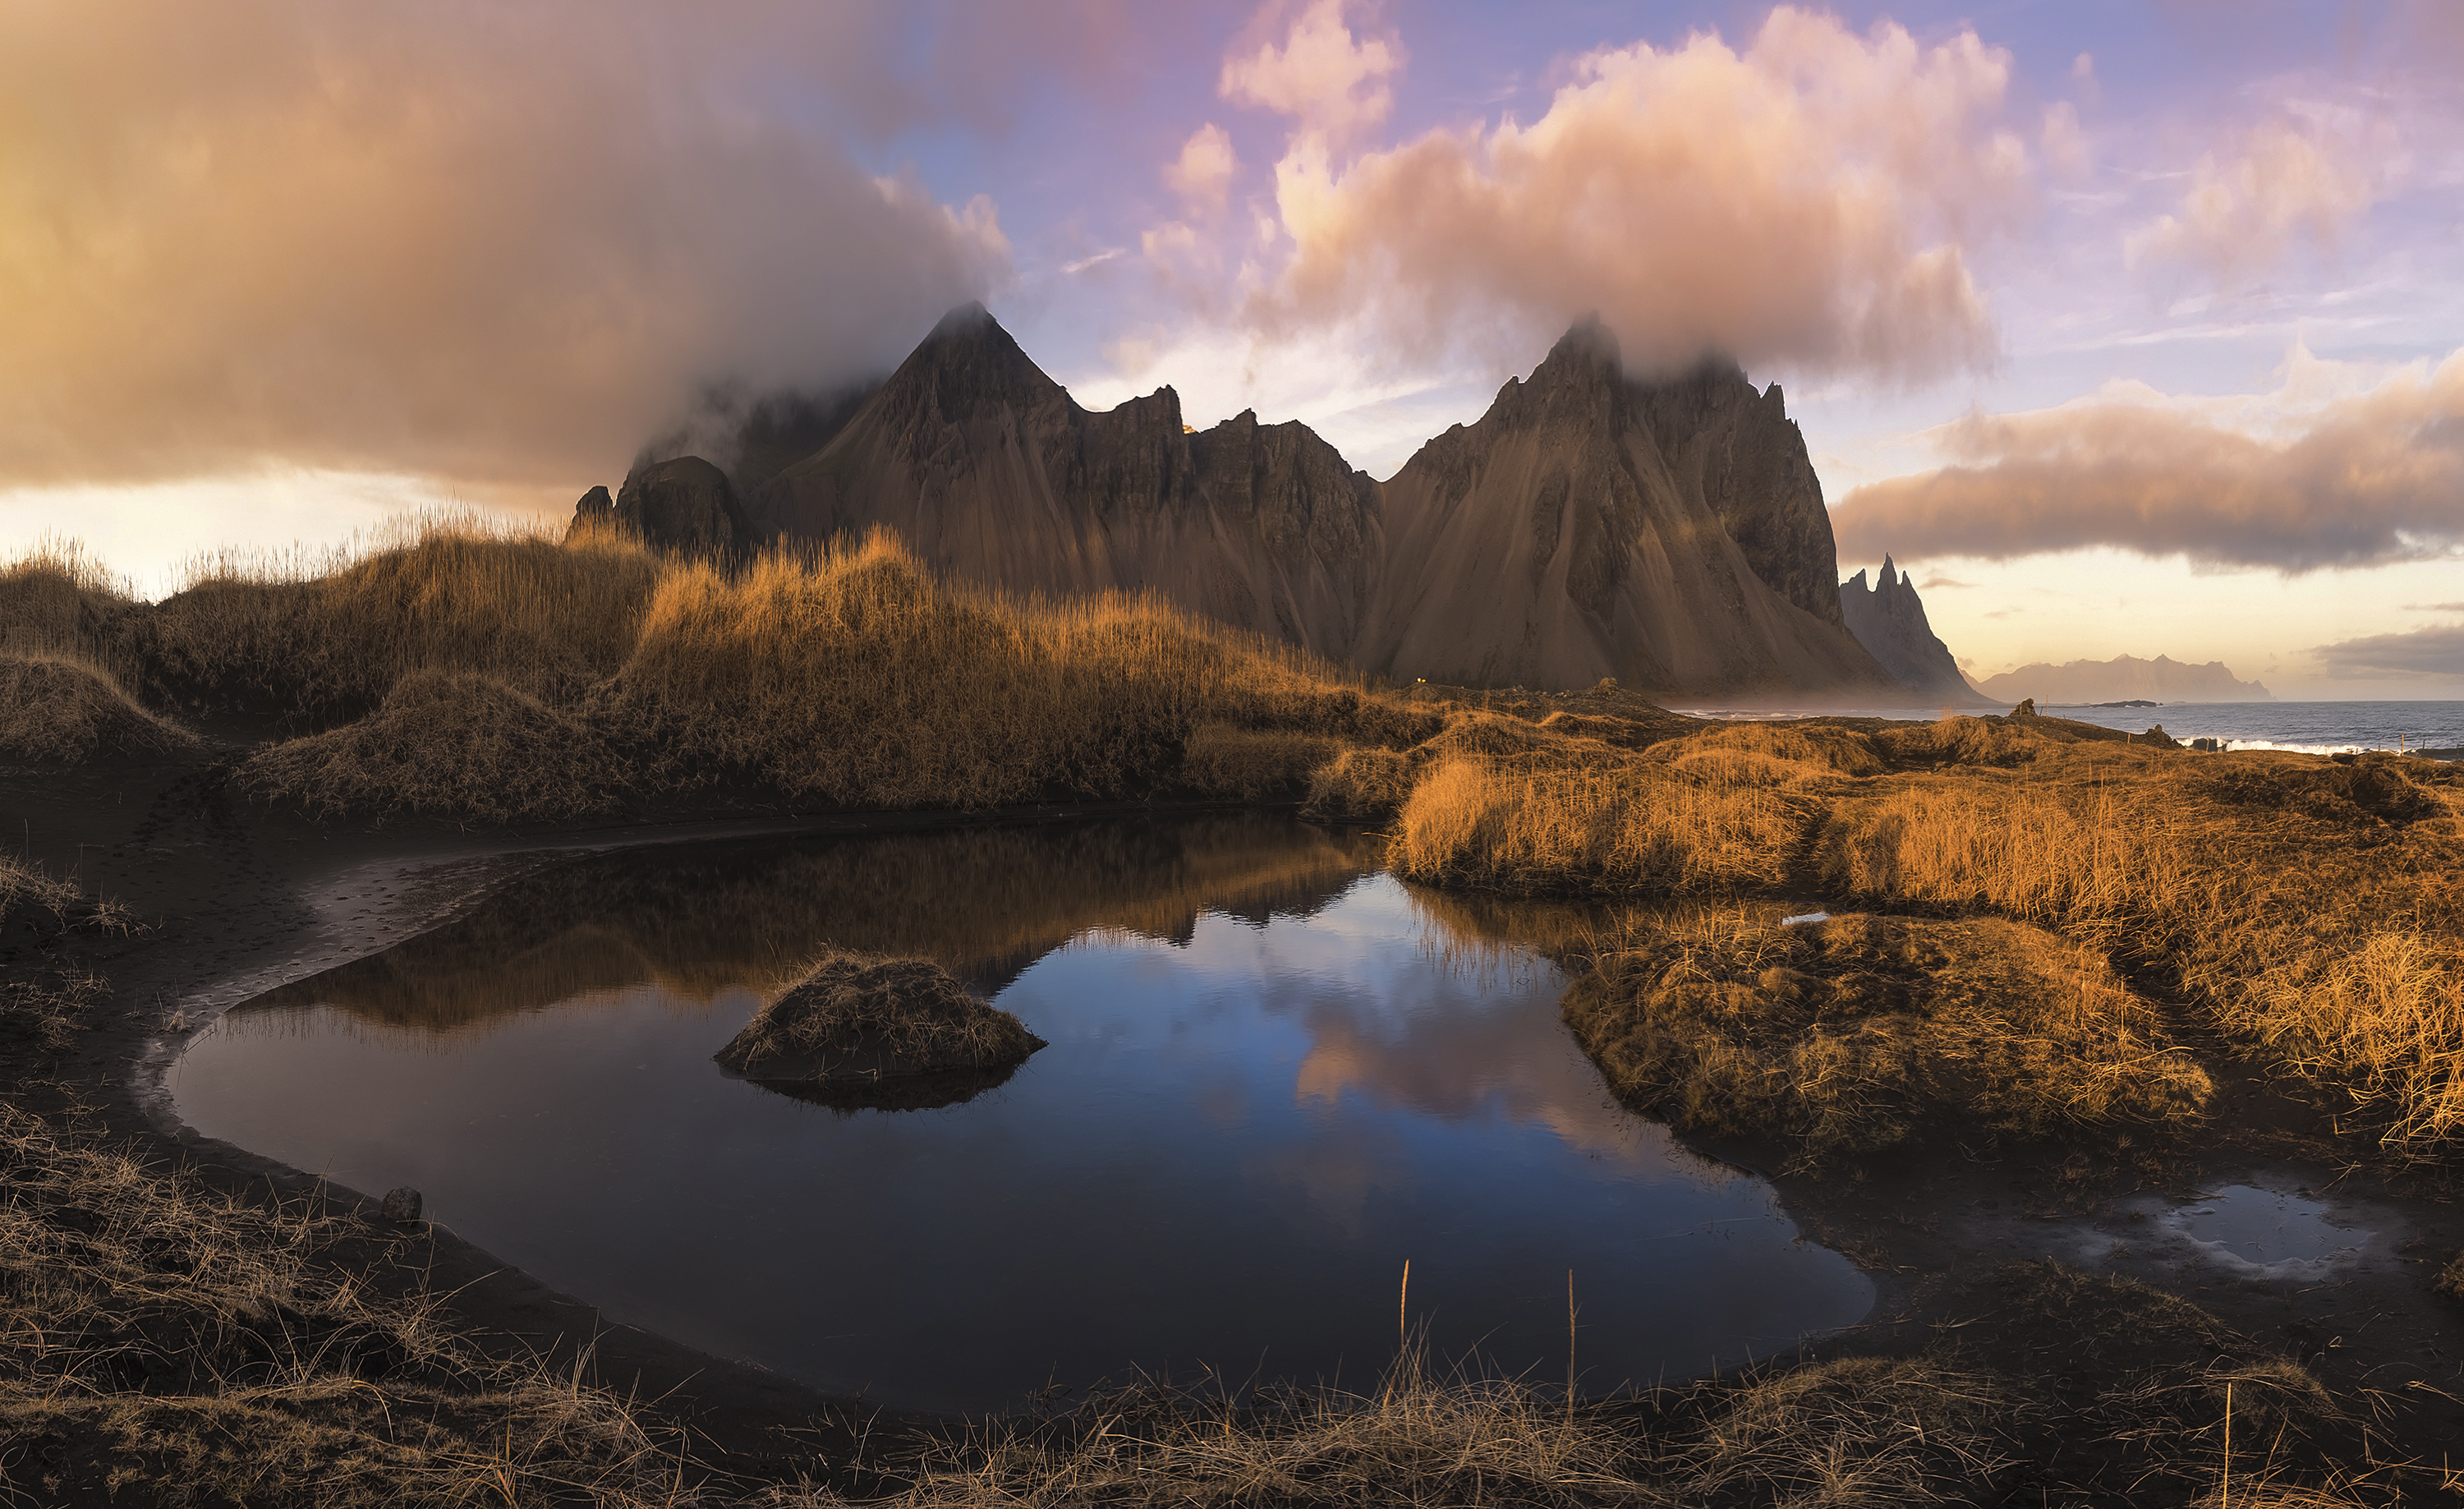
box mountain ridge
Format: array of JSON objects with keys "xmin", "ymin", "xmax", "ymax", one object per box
[{"xmin": 581, "ymin": 304, "xmax": 1929, "ymax": 702}]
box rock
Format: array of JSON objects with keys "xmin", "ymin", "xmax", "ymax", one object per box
[
  {"xmin": 569, "ymin": 485, "xmax": 614, "ymax": 531},
  {"xmin": 1838, "ymin": 557, "xmax": 1988, "ymax": 706},
  {"xmin": 2142, "ymin": 724, "xmax": 2181, "ymax": 749},
  {"xmin": 379, "ymin": 1186, "xmax": 423, "ymax": 1224},
  {"xmin": 609, "ymin": 456, "xmax": 756, "ymax": 558},
  {"xmin": 2011, "ymin": 698, "xmax": 2037, "ymax": 717}
]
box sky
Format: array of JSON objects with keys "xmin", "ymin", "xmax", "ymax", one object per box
[{"xmin": 4, "ymin": 1, "xmax": 2460, "ymax": 698}]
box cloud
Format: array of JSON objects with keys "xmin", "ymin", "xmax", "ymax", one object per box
[
  {"xmin": 1220, "ymin": 0, "xmax": 1403, "ymax": 143},
  {"xmin": 0, "ymin": 1, "xmax": 1021, "ymax": 493},
  {"xmin": 1919, "ymin": 575, "xmax": 1978, "ymax": 591},
  {"xmin": 2041, "ymin": 102, "xmax": 2089, "ymax": 177},
  {"xmin": 1165, "ymin": 124, "xmax": 1240, "ymax": 209},
  {"xmin": 1218, "ymin": 5, "xmax": 2032, "ymax": 383},
  {"xmin": 2406, "ymin": 601, "xmax": 2464, "ymax": 612},
  {"xmin": 2311, "ymin": 623, "xmax": 2464, "ymax": 679},
  {"xmin": 2127, "ymin": 115, "xmax": 2386, "ymax": 287},
  {"xmin": 1832, "ymin": 346, "xmax": 2464, "ymax": 572}
]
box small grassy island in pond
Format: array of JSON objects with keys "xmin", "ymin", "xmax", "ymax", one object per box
[{"xmin": 715, "ymin": 951, "xmax": 1046, "ymax": 1111}]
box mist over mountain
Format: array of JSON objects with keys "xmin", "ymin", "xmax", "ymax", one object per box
[
  {"xmin": 584, "ymin": 305, "xmax": 1920, "ymax": 702},
  {"xmin": 1839, "ymin": 558, "xmax": 1993, "ymax": 706},
  {"xmin": 1975, "ymin": 654, "xmax": 2274, "ymax": 705}
]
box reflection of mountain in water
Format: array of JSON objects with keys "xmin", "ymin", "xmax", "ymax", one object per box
[{"xmin": 237, "ymin": 814, "xmax": 1382, "ymax": 1042}]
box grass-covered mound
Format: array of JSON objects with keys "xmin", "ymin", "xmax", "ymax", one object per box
[
  {"xmin": 715, "ymin": 951, "xmax": 1046, "ymax": 1087},
  {"xmin": 0, "ymin": 653, "xmax": 200, "ymax": 764},
  {"xmin": 1565, "ymin": 911, "xmax": 2212, "ymax": 1157},
  {"xmin": 236, "ymin": 669, "xmax": 629, "ymax": 823},
  {"xmin": 1395, "ymin": 712, "xmax": 2464, "ymax": 1153}
]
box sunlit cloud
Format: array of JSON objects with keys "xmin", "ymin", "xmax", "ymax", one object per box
[
  {"xmin": 1198, "ymin": 2, "xmax": 2034, "ymax": 384},
  {"xmin": 1832, "ymin": 344, "xmax": 2464, "ymax": 573},
  {"xmin": 0, "ymin": 1, "xmax": 1015, "ymax": 495},
  {"xmin": 2126, "ymin": 113, "xmax": 2391, "ymax": 289}
]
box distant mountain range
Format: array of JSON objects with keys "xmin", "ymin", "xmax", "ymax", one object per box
[
  {"xmin": 1974, "ymin": 655, "xmax": 2273, "ymax": 704},
  {"xmin": 579, "ymin": 303, "xmax": 1956, "ymax": 702}
]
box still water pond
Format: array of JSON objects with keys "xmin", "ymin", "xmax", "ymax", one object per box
[{"xmin": 172, "ymin": 815, "xmax": 1871, "ymax": 1413}]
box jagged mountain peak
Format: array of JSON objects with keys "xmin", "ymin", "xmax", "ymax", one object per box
[{"xmin": 885, "ymin": 301, "xmax": 1068, "ymax": 416}]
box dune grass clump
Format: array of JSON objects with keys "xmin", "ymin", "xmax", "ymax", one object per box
[
  {"xmin": 715, "ymin": 950, "xmax": 1045, "ymax": 1083},
  {"xmin": 1564, "ymin": 911, "xmax": 2213, "ymax": 1157},
  {"xmin": 131, "ymin": 518, "xmax": 663, "ymax": 729},
  {"xmin": 236, "ymin": 668, "xmax": 631, "ymax": 823},
  {"xmin": 1391, "ymin": 757, "xmax": 1813, "ymax": 896},
  {"xmin": 0, "ymin": 538, "xmax": 140, "ymax": 661},
  {"xmin": 1177, "ymin": 724, "xmax": 1343, "ymax": 801},
  {"xmin": 0, "ymin": 652, "xmax": 202, "ymax": 764}
]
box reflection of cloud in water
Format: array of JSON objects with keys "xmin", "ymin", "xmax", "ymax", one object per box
[
  {"xmin": 1106, "ymin": 876, "xmax": 1731, "ymax": 1189},
  {"xmin": 1241, "ymin": 1125, "xmax": 1415, "ymax": 1242}
]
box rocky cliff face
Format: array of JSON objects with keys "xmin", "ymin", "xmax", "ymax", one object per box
[
  {"xmin": 742, "ymin": 303, "xmax": 1382, "ymax": 660},
  {"xmin": 1838, "ymin": 557, "xmax": 1988, "ymax": 705},
  {"xmin": 587, "ymin": 306, "xmax": 1910, "ymax": 699},
  {"xmin": 566, "ymin": 458, "xmax": 755, "ymax": 556},
  {"xmin": 1353, "ymin": 320, "xmax": 1898, "ymax": 698}
]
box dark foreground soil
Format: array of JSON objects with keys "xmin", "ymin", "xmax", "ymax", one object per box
[{"xmin": 10, "ymin": 748, "xmax": 2464, "ymax": 1499}]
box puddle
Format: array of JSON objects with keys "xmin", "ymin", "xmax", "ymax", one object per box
[
  {"xmin": 168, "ymin": 814, "xmax": 1873, "ymax": 1413},
  {"xmin": 2172, "ymin": 1185, "xmax": 2363, "ymax": 1272},
  {"xmin": 2103, "ymin": 1184, "xmax": 2368, "ymax": 1280}
]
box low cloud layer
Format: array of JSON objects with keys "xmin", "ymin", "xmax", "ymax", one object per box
[
  {"xmin": 1832, "ymin": 348, "xmax": 2464, "ymax": 572},
  {"xmin": 2311, "ymin": 623, "xmax": 2464, "ymax": 679},
  {"xmin": 0, "ymin": 2, "xmax": 1024, "ymax": 491},
  {"xmin": 1223, "ymin": 5, "xmax": 2035, "ymax": 381}
]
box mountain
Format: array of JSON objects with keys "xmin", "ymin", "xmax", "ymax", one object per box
[
  {"xmin": 1839, "ymin": 558, "xmax": 1993, "ymax": 706},
  {"xmin": 1975, "ymin": 654, "xmax": 2274, "ymax": 704},
  {"xmin": 586, "ymin": 305, "xmax": 1913, "ymax": 700},
  {"xmin": 743, "ymin": 304, "xmax": 1382, "ymax": 660},
  {"xmin": 1353, "ymin": 320, "xmax": 1899, "ymax": 698}
]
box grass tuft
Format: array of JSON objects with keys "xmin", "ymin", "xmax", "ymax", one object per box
[{"xmin": 715, "ymin": 951, "xmax": 1045, "ymax": 1082}]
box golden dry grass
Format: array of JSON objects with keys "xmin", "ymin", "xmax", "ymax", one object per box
[
  {"xmin": 0, "ymin": 1102, "xmax": 699, "ymax": 1507},
  {"xmin": 1391, "ymin": 758, "xmax": 1812, "ymax": 896},
  {"xmin": 1396, "ymin": 713, "xmax": 2464, "ymax": 1152},
  {"xmin": 237, "ymin": 668, "xmax": 630, "ymax": 822},
  {"xmin": 1564, "ymin": 910, "xmax": 2212, "ymax": 1157},
  {"xmin": 594, "ymin": 529, "xmax": 1421, "ymax": 810},
  {"xmin": 0, "ymin": 651, "xmax": 203, "ymax": 764},
  {"xmin": 714, "ymin": 950, "xmax": 1043, "ymax": 1080},
  {"xmin": 139, "ymin": 516, "xmax": 662, "ymax": 726}
]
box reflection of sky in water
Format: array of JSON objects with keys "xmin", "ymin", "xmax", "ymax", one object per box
[{"xmin": 175, "ymin": 837, "xmax": 1869, "ymax": 1413}]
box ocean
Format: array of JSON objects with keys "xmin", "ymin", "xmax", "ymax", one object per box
[{"xmin": 1668, "ymin": 700, "xmax": 2464, "ymax": 756}]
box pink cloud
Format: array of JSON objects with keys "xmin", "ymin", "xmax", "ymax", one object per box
[{"xmin": 1223, "ymin": 5, "xmax": 2034, "ymax": 382}]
